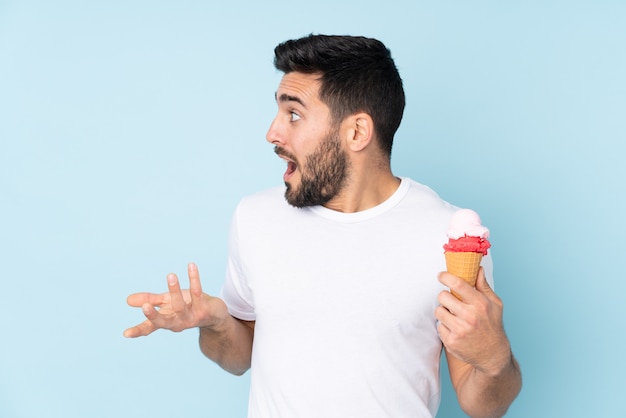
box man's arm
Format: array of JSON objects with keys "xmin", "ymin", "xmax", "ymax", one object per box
[
  {"xmin": 124, "ymin": 262, "xmax": 254, "ymax": 375},
  {"xmin": 199, "ymin": 317, "xmax": 255, "ymax": 376},
  {"xmin": 436, "ymin": 268, "xmax": 522, "ymax": 418}
]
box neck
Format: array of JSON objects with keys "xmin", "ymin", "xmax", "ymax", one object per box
[{"xmin": 323, "ymin": 166, "xmax": 400, "ymax": 213}]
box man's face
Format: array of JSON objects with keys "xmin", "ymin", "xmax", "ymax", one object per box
[{"xmin": 266, "ymin": 72, "xmax": 349, "ymax": 208}]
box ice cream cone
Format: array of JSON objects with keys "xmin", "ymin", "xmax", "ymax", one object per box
[{"xmin": 444, "ymin": 251, "xmax": 482, "ymax": 299}]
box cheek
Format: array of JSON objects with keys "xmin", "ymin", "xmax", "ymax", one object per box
[{"xmin": 295, "ymin": 130, "xmax": 327, "ymax": 154}]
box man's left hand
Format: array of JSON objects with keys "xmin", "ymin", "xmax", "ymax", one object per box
[{"xmin": 435, "ymin": 267, "xmax": 512, "ymax": 376}]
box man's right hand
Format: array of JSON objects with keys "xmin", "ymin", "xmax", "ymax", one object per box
[{"xmin": 123, "ymin": 262, "xmax": 228, "ymax": 338}]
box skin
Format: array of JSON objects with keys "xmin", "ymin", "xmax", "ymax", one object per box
[
  {"xmin": 274, "ymin": 126, "xmax": 349, "ymax": 208},
  {"xmin": 124, "ymin": 263, "xmax": 254, "ymax": 376},
  {"xmin": 267, "ymin": 72, "xmax": 401, "ymax": 213},
  {"xmin": 437, "ymin": 268, "xmax": 521, "ymax": 417},
  {"xmin": 124, "ymin": 71, "xmax": 521, "ymax": 416}
]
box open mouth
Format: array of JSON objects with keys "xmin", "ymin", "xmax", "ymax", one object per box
[
  {"xmin": 275, "ymin": 147, "xmax": 298, "ymax": 181},
  {"xmin": 282, "ymin": 158, "xmax": 297, "ymax": 181}
]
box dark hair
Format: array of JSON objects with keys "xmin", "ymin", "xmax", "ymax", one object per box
[{"xmin": 273, "ymin": 34, "xmax": 405, "ymax": 157}]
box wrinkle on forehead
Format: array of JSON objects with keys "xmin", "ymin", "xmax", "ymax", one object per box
[{"xmin": 275, "ymin": 72, "xmax": 323, "ymax": 107}]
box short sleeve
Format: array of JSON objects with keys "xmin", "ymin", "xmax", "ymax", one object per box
[{"xmin": 220, "ymin": 206, "xmax": 256, "ymax": 321}]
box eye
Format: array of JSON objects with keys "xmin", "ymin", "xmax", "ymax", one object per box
[{"xmin": 290, "ymin": 111, "xmax": 301, "ymax": 122}]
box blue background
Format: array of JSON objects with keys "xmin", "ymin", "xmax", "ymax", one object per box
[{"xmin": 1, "ymin": 1, "xmax": 624, "ymax": 417}]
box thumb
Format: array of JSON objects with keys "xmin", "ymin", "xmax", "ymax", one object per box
[{"xmin": 475, "ymin": 267, "xmax": 493, "ymax": 295}]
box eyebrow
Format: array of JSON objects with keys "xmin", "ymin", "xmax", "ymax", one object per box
[{"xmin": 275, "ymin": 92, "xmax": 307, "ymax": 108}]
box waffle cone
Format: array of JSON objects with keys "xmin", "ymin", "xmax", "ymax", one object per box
[{"xmin": 445, "ymin": 251, "xmax": 483, "ymax": 299}]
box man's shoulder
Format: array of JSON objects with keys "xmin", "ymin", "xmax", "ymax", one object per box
[
  {"xmin": 242, "ymin": 185, "xmax": 285, "ymax": 203},
  {"xmin": 401, "ymin": 177, "xmax": 458, "ymax": 213},
  {"xmin": 235, "ymin": 185, "xmax": 290, "ymax": 215}
]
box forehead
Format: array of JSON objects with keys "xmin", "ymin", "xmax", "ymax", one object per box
[{"xmin": 276, "ymin": 72, "xmax": 324, "ymax": 107}]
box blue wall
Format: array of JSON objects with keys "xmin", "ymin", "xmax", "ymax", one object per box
[{"xmin": 1, "ymin": 1, "xmax": 624, "ymax": 417}]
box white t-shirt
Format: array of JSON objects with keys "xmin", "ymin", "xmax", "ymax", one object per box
[{"xmin": 221, "ymin": 177, "xmax": 493, "ymax": 418}]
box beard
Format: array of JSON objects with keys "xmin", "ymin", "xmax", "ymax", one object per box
[{"xmin": 275, "ymin": 130, "xmax": 349, "ymax": 208}]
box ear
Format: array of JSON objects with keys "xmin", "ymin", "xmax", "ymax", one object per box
[{"xmin": 343, "ymin": 112, "xmax": 374, "ymax": 152}]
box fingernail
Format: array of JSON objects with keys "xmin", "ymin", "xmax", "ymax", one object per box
[
  {"xmin": 189, "ymin": 262, "xmax": 197, "ymax": 271},
  {"xmin": 167, "ymin": 274, "xmax": 177, "ymax": 285}
]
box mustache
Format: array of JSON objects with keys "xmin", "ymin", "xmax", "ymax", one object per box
[{"xmin": 274, "ymin": 146, "xmax": 298, "ymax": 164}]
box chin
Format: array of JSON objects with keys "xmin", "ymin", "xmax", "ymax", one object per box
[{"xmin": 283, "ymin": 183, "xmax": 299, "ymax": 207}]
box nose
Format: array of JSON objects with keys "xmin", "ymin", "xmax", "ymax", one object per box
[{"xmin": 265, "ymin": 115, "xmax": 283, "ymax": 145}]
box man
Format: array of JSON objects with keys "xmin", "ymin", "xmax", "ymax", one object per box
[{"xmin": 124, "ymin": 34, "xmax": 521, "ymax": 417}]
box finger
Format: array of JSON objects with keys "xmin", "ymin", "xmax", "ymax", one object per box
[
  {"xmin": 188, "ymin": 262, "xmax": 203, "ymax": 302},
  {"xmin": 436, "ymin": 320, "xmax": 452, "ymax": 341},
  {"xmin": 126, "ymin": 292, "xmax": 165, "ymax": 308},
  {"xmin": 475, "ymin": 267, "xmax": 492, "ymax": 294},
  {"xmin": 435, "ymin": 299, "xmax": 463, "ymax": 330},
  {"xmin": 437, "ymin": 321, "xmax": 462, "ymax": 354},
  {"xmin": 438, "ymin": 272, "xmax": 474, "ymax": 302},
  {"xmin": 167, "ymin": 273, "xmax": 186, "ymax": 312},
  {"xmin": 435, "ymin": 304, "xmax": 454, "ymax": 324},
  {"xmin": 123, "ymin": 318, "xmax": 157, "ymax": 338},
  {"xmin": 475, "ymin": 267, "xmax": 504, "ymax": 309},
  {"xmin": 437, "ymin": 290, "xmax": 461, "ymax": 314},
  {"xmin": 138, "ymin": 302, "xmax": 174, "ymax": 330},
  {"xmin": 438, "ymin": 271, "xmax": 461, "ymax": 291}
]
